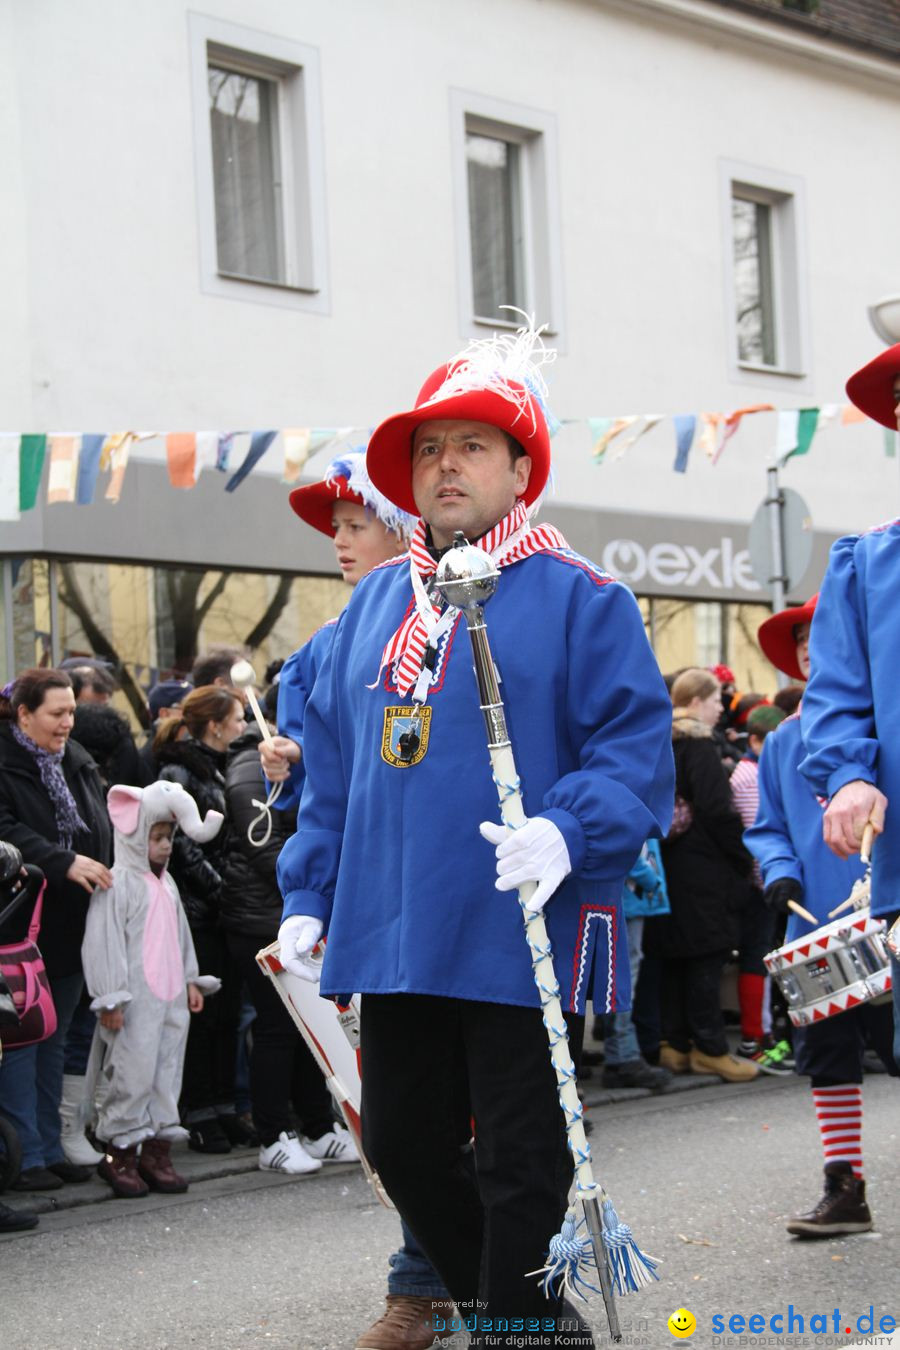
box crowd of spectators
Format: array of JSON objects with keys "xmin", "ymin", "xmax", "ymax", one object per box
[{"xmin": 0, "ymin": 644, "xmax": 863, "ymax": 1235}]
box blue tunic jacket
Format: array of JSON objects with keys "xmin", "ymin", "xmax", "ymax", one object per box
[
  {"xmin": 277, "ymin": 547, "xmax": 675, "ymax": 1014},
  {"xmin": 746, "ymin": 715, "xmax": 864, "ymax": 944},
  {"xmin": 273, "ymin": 621, "xmax": 338, "ymax": 811},
  {"xmin": 800, "ymin": 522, "xmax": 900, "ymax": 918}
]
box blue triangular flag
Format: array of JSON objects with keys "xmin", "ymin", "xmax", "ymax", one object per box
[
  {"xmin": 673, "ymin": 415, "xmax": 697, "ymax": 474},
  {"xmin": 76, "ymin": 434, "xmax": 106, "ymax": 504},
  {"xmin": 225, "ymin": 431, "xmax": 278, "ymax": 492}
]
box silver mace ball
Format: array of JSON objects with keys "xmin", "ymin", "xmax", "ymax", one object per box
[{"xmin": 434, "ymin": 532, "xmax": 500, "ymax": 611}]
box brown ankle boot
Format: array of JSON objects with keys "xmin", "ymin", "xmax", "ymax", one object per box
[
  {"xmin": 138, "ymin": 1137, "xmax": 188, "ymax": 1194},
  {"xmin": 97, "ymin": 1145, "xmax": 150, "ymax": 1199},
  {"xmin": 786, "ymin": 1161, "xmax": 873, "ymax": 1238},
  {"xmin": 355, "ymin": 1296, "xmax": 457, "ymax": 1349}
]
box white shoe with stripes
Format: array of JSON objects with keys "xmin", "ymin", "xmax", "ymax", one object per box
[
  {"xmin": 301, "ymin": 1125, "xmax": 359, "ymax": 1164},
  {"xmin": 258, "ymin": 1131, "xmax": 322, "ymax": 1174}
]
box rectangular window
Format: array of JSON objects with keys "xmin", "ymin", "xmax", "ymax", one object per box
[
  {"xmin": 732, "ymin": 196, "xmax": 775, "ymax": 366},
  {"xmin": 721, "ymin": 163, "xmax": 808, "ymax": 379},
  {"xmin": 188, "ymin": 15, "xmax": 329, "ymax": 313},
  {"xmin": 451, "ymin": 92, "xmax": 564, "ymax": 339},
  {"xmin": 466, "ymin": 131, "xmax": 526, "ymax": 322},
  {"xmin": 208, "ymin": 65, "xmax": 285, "ymax": 285}
]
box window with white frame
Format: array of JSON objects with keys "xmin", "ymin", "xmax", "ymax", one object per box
[
  {"xmin": 188, "ymin": 16, "xmax": 329, "ymax": 313},
  {"xmin": 451, "ymin": 92, "xmax": 564, "ymax": 337},
  {"xmin": 722, "ymin": 164, "xmax": 808, "ymax": 378}
]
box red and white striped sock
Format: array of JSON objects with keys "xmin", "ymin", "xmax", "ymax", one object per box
[{"xmin": 812, "ymin": 1084, "xmax": 863, "ymax": 1178}]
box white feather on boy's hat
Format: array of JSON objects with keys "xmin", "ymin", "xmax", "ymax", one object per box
[{"xmin": 289, "ymin": 451, "xmax": 415, "ymax": 541}]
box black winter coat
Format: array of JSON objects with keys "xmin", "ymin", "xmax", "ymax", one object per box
[
  {"xmin": 219, "ymin": 727, "xmax": 297, "ymax": 939},
  {"xmin": 155, "ymin": 735, "xmax": 230, "ymax": 931},
  {"xmin": 645, "ymin": 714, "xmax": 753, "ymax": 960},
  {"xmin": 0, "ymin": 722, "xmax": 112, "ymax": 977}
]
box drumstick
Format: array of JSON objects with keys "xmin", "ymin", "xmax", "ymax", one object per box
[
  {"xmin": 860, "ymin": 822, "xmax": 875, "ymax": 866},
  {"xmin": 230, "ymin": 660, "xmax": 275, "ymax": 748},
  {"xmin": 787, "ymin": 898, "xmax": 817, "ymax": 926}
]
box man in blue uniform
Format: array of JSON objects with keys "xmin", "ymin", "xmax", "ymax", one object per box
[
  {"xmin": 799, "ymin": 343, "xmax": 900, "ymax": 1071},
  {"xmin": 748, "ymin": 599, "xmax": 896, "ymax": 1238},
  {"xmin": 277, "ymin": 330, "xmax": 674, "ymax": 1346}
]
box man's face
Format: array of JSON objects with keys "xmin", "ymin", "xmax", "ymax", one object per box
[
  {"xmin": 331, "ymin": 501, "xmax": 404, "ymax": 586},
  {"xmin": 411, "ymin": 420, "xmax": 532, "ymax": 548},
  {"xmin": 893, "ymin": 374, "xmax": 900, "ymax": 430},
  {"xmin": 794, "ymin": 621, "xmax": 811, "ymax": 680}
]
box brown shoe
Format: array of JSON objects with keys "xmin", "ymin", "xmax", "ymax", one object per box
[
  {"xmin": 689, "ymin": 1047, "xmax": 758, "ymax": 1082},
  {"xmin": 138, "ymin": 1137, "xmax": 188, "ymax": 1194},
  {"xmin": 786, "ymin": 1162, "xmax": 874, "ymax": 1238},
  {"xmin": 97, "ymin": 1145, "xmax": 150, "ymax": 1199},
  {"xmin": 658, "ymin": 1043, "xmax": 690, "ymax": 1073},
  {"xmin": 355, "ymin": 1295, "xmax": 456, "ymax": 1349}
]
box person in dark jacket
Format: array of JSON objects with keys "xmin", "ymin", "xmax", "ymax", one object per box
[
  {"xmin": 72, "ymin": 702, "xmax": 149, "ymax": 792},
  {"xmin": 154, "ymin": 684, "xmax": 246, "ymax": 1153},
  {"xmin": 645, "ymin": 667, "xmax": 758, "ymax": 1084},
  {"xmin": 220, "ymin": 714, "xmax": 355, "ymax": 1173},
  {"xmin": 0, "ymin": 668, "xmax": 112, "ymax": 1189}
]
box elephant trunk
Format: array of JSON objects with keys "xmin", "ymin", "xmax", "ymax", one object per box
[{"xmin": 169, "ymin": 792, "xmax": 224, "ymax": 843}]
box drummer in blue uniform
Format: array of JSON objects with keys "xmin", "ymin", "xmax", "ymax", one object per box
[
  {"xmin": 277, "ymin": 324, "xmax": 674, "ymax": 1345},
  {"xmin": 800, "ymin": 342, "xmax": 900, "ymax": 1076},
  {"xmin": 747, "ymin": 597, "xmax": 897, "ymax": 1240}
]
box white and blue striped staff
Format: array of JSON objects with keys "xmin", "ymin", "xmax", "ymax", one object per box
[{"xmin": 435, "ymin": 534, "xmax": 659, "ymax": 1344}]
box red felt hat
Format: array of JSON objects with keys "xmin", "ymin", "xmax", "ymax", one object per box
[
  {"xmin": 366, "ymin": 362, "xmax": 552, "ymax": 516},
  {"xmin": 846, "ymin": 344, "xmax": 900, "ymax": 431},
  {"xmin": 757, "ymin": 595, "xmax": 818, "ymax": 681},
  {"xmin": 288, "ymin": 475, "xmax": 363, "ymax": 537}
]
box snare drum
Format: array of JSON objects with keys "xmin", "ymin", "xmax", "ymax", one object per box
[{"xmin": 764, "ymin": 907, "xmax": 893, "ymax": 1027}]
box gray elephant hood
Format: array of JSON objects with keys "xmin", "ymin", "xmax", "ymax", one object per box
[{"xmin": 106, "ymin": 781, "xmax": 224, "ymax": 872}]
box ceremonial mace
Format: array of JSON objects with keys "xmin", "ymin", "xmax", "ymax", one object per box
[{"xmin": 435, "ymin": 534, "xmax": 658, "ymax": 1344}]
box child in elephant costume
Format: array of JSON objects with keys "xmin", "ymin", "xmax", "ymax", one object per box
[{"xmin": 82, "ymin": 781, "xmax": 222, "ymax": 1197}]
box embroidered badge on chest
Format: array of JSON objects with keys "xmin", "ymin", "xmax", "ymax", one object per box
[{"xmin": 381, "ymin": 706, "xmax": 432, "ymax": 768}]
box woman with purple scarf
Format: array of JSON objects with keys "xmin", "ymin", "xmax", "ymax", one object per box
[{"xmin": 0, "ymin": 668, "xmax": 112, "ymax": 1189}]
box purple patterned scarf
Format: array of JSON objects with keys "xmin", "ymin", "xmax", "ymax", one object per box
[{"xmin": 11, "ymin": 723, "xmax": 88, "ymax": 849}]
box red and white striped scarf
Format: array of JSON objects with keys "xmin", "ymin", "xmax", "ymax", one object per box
[{"xmin": 375, "ymin": 500, "xmax": 568, "ymax": 697}]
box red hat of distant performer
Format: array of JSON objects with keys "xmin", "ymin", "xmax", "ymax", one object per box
[
  {"xmin": 366, "ymin": 327, "xmax": 554, "ymax": 516},
  {"xmin": 845, "ymin": 343, "xmax": 900, "ymax": 431},
  {"xmin": 289, "ymin": 452, "xmax": 414, "ymax": 540},
  {"xmin": 757, "ymin": 595, "xmax": 818, "ymax": 681}
]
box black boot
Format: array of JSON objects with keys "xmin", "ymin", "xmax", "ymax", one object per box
[{"xmin": 786, "ymin": 1161, "xmax": 873, "ymax": 1238}]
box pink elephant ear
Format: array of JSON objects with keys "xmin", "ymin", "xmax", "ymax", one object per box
[{"xmin": 107, "ymin": 785, "xmax": 143, "ymax": 835}]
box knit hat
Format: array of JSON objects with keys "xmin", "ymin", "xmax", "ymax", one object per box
[{"xmin": 746, "ymin": 703, "xmax": 786, "ymax": 736}]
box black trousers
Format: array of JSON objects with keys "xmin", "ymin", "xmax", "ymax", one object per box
[
  {"xmin": 794, "ymin": 1000, "xmax": 899, "ymax": 1086},
  {"xmin": 360, "ymin": 994, "xmax": 589, "ymax": 1347},
  {"xmin": 660, "ymin": 950, "xmax": 730, "ymax": 1057},
  {"xmin": 180, "ymin": 928, "xmax": 241, "ymax": 1119},
  {"xmin": 225, "ymin": 929, "xmax": 334, "ymax": 1144}
]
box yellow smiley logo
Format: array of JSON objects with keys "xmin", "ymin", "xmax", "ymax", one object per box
[{"xmin": 668, "ymin": 1307, "xmax": 697, "ymax": 1338}]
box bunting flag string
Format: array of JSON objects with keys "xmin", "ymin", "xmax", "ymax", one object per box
[{"xmin": 0, "ymin": 403, "xmax": 893, "ymax": 515}]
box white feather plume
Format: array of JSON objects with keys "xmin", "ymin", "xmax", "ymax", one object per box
[
  {"xmin": 324, "ymin": 451, "xmax": 416, "ymax": 541},
  {"xmin": 422, "ymin": 309, "xmax": 558, "ymax": 438}
]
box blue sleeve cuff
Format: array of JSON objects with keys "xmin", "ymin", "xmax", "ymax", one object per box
[
  {"xmin": 541, "ymin": 807, "xmax": 586, "ymax": 876},
  {"xmin": 761, "ymin": 859, "xmax": 803, "ymax": 889},
  {"xmin": 827, "ymin": 764, "xmax": 877, "ymax": 800},
  {"xmin": 281, "ymin": 890, "xmax": 332, "ymax": 928}
]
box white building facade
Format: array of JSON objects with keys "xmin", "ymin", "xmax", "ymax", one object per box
[{"xmin": 1, "ymin": 0, "xmax": 898, "ymax": 703}]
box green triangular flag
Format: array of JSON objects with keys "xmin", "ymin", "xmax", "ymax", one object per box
[{"xmin": 19, "ymin": 434, "xmax": 47, "ymax": 511}]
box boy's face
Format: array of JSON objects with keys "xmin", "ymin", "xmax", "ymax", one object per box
[
  {"xmin": 147, "ymin": 821, "xmax": 174, "ymax": 868},
  {"xmin": 748, "ymin": 732, "xmax": 764, "ymax": 757},
  {"xmin": 794, "ymin": 621, "xmax": 811, "ymax": 680}
]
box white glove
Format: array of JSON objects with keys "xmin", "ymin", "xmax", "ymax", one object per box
[
  {"xmin": 277, "ymin": 915, "xmax": 324, "ymax": 982},
  {"xmin": 479, "ymin": 817, "xmax": 571, "ymax": 914}
]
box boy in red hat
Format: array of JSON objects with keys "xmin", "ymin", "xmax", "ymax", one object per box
[
  {"xmin": 277, "ymin": 324, "xmax": 674, "ymax": 1345},
  {"xmin": 748, "ymin": 598, "xmax": 897, "ymax": 1237},
  {"xmin": 799, "ymin": 344, "xmax": 900, "ymax": 1072}
]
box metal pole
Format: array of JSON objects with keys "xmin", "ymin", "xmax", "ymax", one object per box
[{"xmin": 765, "ymin": 464, "xmax": 788, "ymax": 689}]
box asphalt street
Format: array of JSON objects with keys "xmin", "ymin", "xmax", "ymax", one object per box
[{"xmin": 1, "ymin": 1073, "xmax": 897, "ymax": 1350}]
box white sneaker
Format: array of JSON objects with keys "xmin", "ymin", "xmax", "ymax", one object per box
[
  {"xmin": 258, "ymin": 1130, "xmax": 322, "ymax": 1175},
  {"xmin": 302, "ymin": 1125, "xmax": 359, "ymax": 1164}
]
